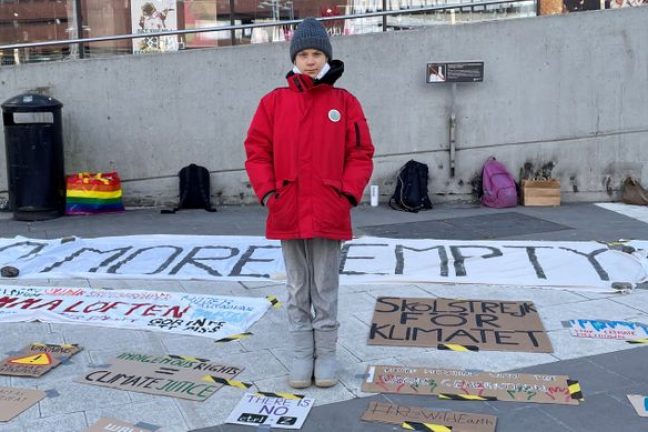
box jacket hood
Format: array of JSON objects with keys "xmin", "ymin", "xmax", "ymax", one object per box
[{"xmin": 286, "ymin": 59, "xmax": 344, "ymax": 92}]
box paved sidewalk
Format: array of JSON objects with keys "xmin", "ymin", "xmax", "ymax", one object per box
[{"xmin": 0, "ymin": 202, "xmax": 647, "ymax": 432}]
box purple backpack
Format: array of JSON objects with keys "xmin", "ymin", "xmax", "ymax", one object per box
[{"xmin": 481, "ymin": 157, "xmax": 518, "ymax": 208}]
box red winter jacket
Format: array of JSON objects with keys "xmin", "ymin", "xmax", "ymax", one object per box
[{"xmin": 244, "ymin": 60, "xmax": 374, "ymax": 241}]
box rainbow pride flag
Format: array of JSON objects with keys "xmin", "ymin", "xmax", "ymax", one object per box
[{"xmin": 65, "ymin": 172, "xmax": 124, "ymax": 215}]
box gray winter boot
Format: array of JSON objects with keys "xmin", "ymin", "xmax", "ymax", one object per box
[
  {"xmin": 288, "ymin": 330, "xmax": 314, "ymax": 389},
  {"xmin": 314, "ymin": 329, "xmax": 337, "ymax": 388}
]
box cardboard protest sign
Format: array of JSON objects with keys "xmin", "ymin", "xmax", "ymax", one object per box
[
  {"xmin": 226, "ymin": 393, "xmax": 315, "ymax": 429},
  {"xmin": 77, "ymin": 352, "xmax": 243, "ymax": 401},
  {"xmin": 0, "ymin": 342, "xmax": 82, "ymax": 377},
  {"xmin": 85, "ymin": 417, "xmax": 157, "ymax": 432},
  {"xmin": 567, "ymin": 319, "xmax": 648, "ymax": 340},
  {"xmin": 361, "ymin": 365, "xmax": 583, "ymax": 405},
  {"xmin": 368, "ymin": 297, "xmax": 553, "ymax": 353},
  {"xmin": 0, "ymin": 286, "xmax": 269, "ymax": 341},
  {"xmin": 627, "ymin": 394, "xmax": 648, "ymax": 417},
  {"xmin": 0, "ymin": 386, "xmax": 46, "ymax": 422},
  {"xmin": 362, "ymin": 401, "xmax": 496, "ymax": 432}
]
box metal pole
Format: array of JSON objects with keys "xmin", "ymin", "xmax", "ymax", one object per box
[
  {"xmin": 383, "ymin": 0, "xmax": 388, "ymax": 31},
  {"xmin": 449, "ymin": 83, "xmax": 457, "ymax": 177},
  {"xmin": 229, "ymin": 0, "xmax": 236, "ymax": 45},
  {"xmin": 75, "ymin": 0, "xmax": 84, "ymax": 58}
]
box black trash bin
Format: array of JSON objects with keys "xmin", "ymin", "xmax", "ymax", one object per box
[{"xmin": 2, "ymin": 93, "xmax": 65, "ymax": 221}]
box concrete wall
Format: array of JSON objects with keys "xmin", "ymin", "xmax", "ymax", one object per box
[{"xmin": 1, "ymin": 7, "xmax": 647, "ymax": 207}]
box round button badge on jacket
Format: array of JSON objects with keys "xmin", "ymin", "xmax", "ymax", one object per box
[{"xmin": 328, "ymin": 109, "xmax": 341, "ymax": 122}]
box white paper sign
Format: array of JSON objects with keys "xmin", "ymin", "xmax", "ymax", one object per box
[
  {"xmin": 567, "ymin": 319, "xmax": 648, "ymax": 340},
  {"xmin": 226, "ymin": 393, "xmax": 315, "ymax": 429},
  {"xmin": 131, "ymin": 0, "xmax": 179, "ymax": 53},
  {"xmin": 628, "ymin": 394, "xmax": 648, "ymax": 417},
  {"xmin": 0, "ymin": 285, "xmax": 269, "ymax": 340},
  {"xmin": 1, "ymin": 235, "xmax": 647, "ymax": 292}
]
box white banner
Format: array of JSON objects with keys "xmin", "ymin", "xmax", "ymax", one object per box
[
  {"xmin": 0, "ymin": 285, "xmax": 269, "ymax": 340},
  {"xmin": 1, "ymin": 236, "xmax": 647, "ymax": 291}
]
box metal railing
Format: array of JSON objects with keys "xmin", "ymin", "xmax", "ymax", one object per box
[{"xmin": 0, "ymin": 0, "xmax": 534, "ymax": 54}]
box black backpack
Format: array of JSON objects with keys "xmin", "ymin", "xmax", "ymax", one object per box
[
  {"xmin": 162, "ymin": 163, "xmax": 217, "ymax": 213},
  {"xmin": 389, "ymin": 160, "xmax": 433, "ymax": 212}
]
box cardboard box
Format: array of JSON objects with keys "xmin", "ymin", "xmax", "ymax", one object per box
[{"xmin": 521, "ymin": 179, "xmax": 560, "ymax": 206}]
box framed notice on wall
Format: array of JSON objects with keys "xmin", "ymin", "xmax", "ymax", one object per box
[{"xmin": 426, "ymin": 62, "xmax": 484, "ymax": 83}]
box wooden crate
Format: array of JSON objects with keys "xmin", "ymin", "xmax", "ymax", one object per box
[{"xmin": 521, "ymin": 180, "xmax": 561, "ymax": 206}]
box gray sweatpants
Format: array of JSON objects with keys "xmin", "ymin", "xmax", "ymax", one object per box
[{"xmin": 281, "ymin": 238, "xmax": 341, "ymax": 332}]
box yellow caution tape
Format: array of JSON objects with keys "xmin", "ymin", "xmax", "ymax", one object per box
[
  {"xmin": 567, "ymin": 379, "xmax": 584, "ymax": 401},
  {"xmin": 30, "ymin": 342, "xmax": 79, "ymax": 351},
  {"xmin": 166, "ymin": 354, "xmax": 210, "ymax": 363},
  {"xmin": 201, "ymin": 375, "xmax": 252, "ymax": 390},
  {"xmin": 627, "ymin": 338, "xmax": 648, "ymax": 344},
  {"xmin": 597, "ymin": 240, "xmax": 629, "ymax": 247},
  {"xmin": 255, "ymin": 391, "xmax": 304, "ymax": 400},
  {"xmin": 31, "ymin": 342, "xmax": 47, "ymax": 347},
  {"xmin": 266, "ymin": 295, "xmax": 282, "ymax": 309},
  {"xmin": 437, "ymin": 343, "xmax": 479, "ymax": 352},
  {"xmin": 214, "ymin": 332, "xmax": 252, "ymax": 343},
  {"xmin": 438, "ymin": 393, "xmax": 497, "ymax": 401},
  {"xmin": 402, "ymin": 421, "xmax": 453, "ymax": 431},
  {"xmin": 60, "ymin": 343, "xmax": 78, "ymax": 349}
]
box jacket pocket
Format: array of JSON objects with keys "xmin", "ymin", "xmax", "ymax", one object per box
[
  {"xmin": 315, "ymin": 179, "xmax": 351, "ymax": 232},
  {"xmin": 323, "ymin": 179, "xmax": 351, "ymax": 205},
  {"xmin": 268, "ymin": 179, "xmax": 298, "ymax": 232}
]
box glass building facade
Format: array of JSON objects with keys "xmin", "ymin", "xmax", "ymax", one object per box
[{"xmin": 6, "ymin": 0, "xmax": 619, "ymax": 65}]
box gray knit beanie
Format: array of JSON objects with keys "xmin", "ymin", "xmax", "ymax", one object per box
[{"xmin": 290, "ymin": 18, "xmax": 332, "ymax": 63}]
